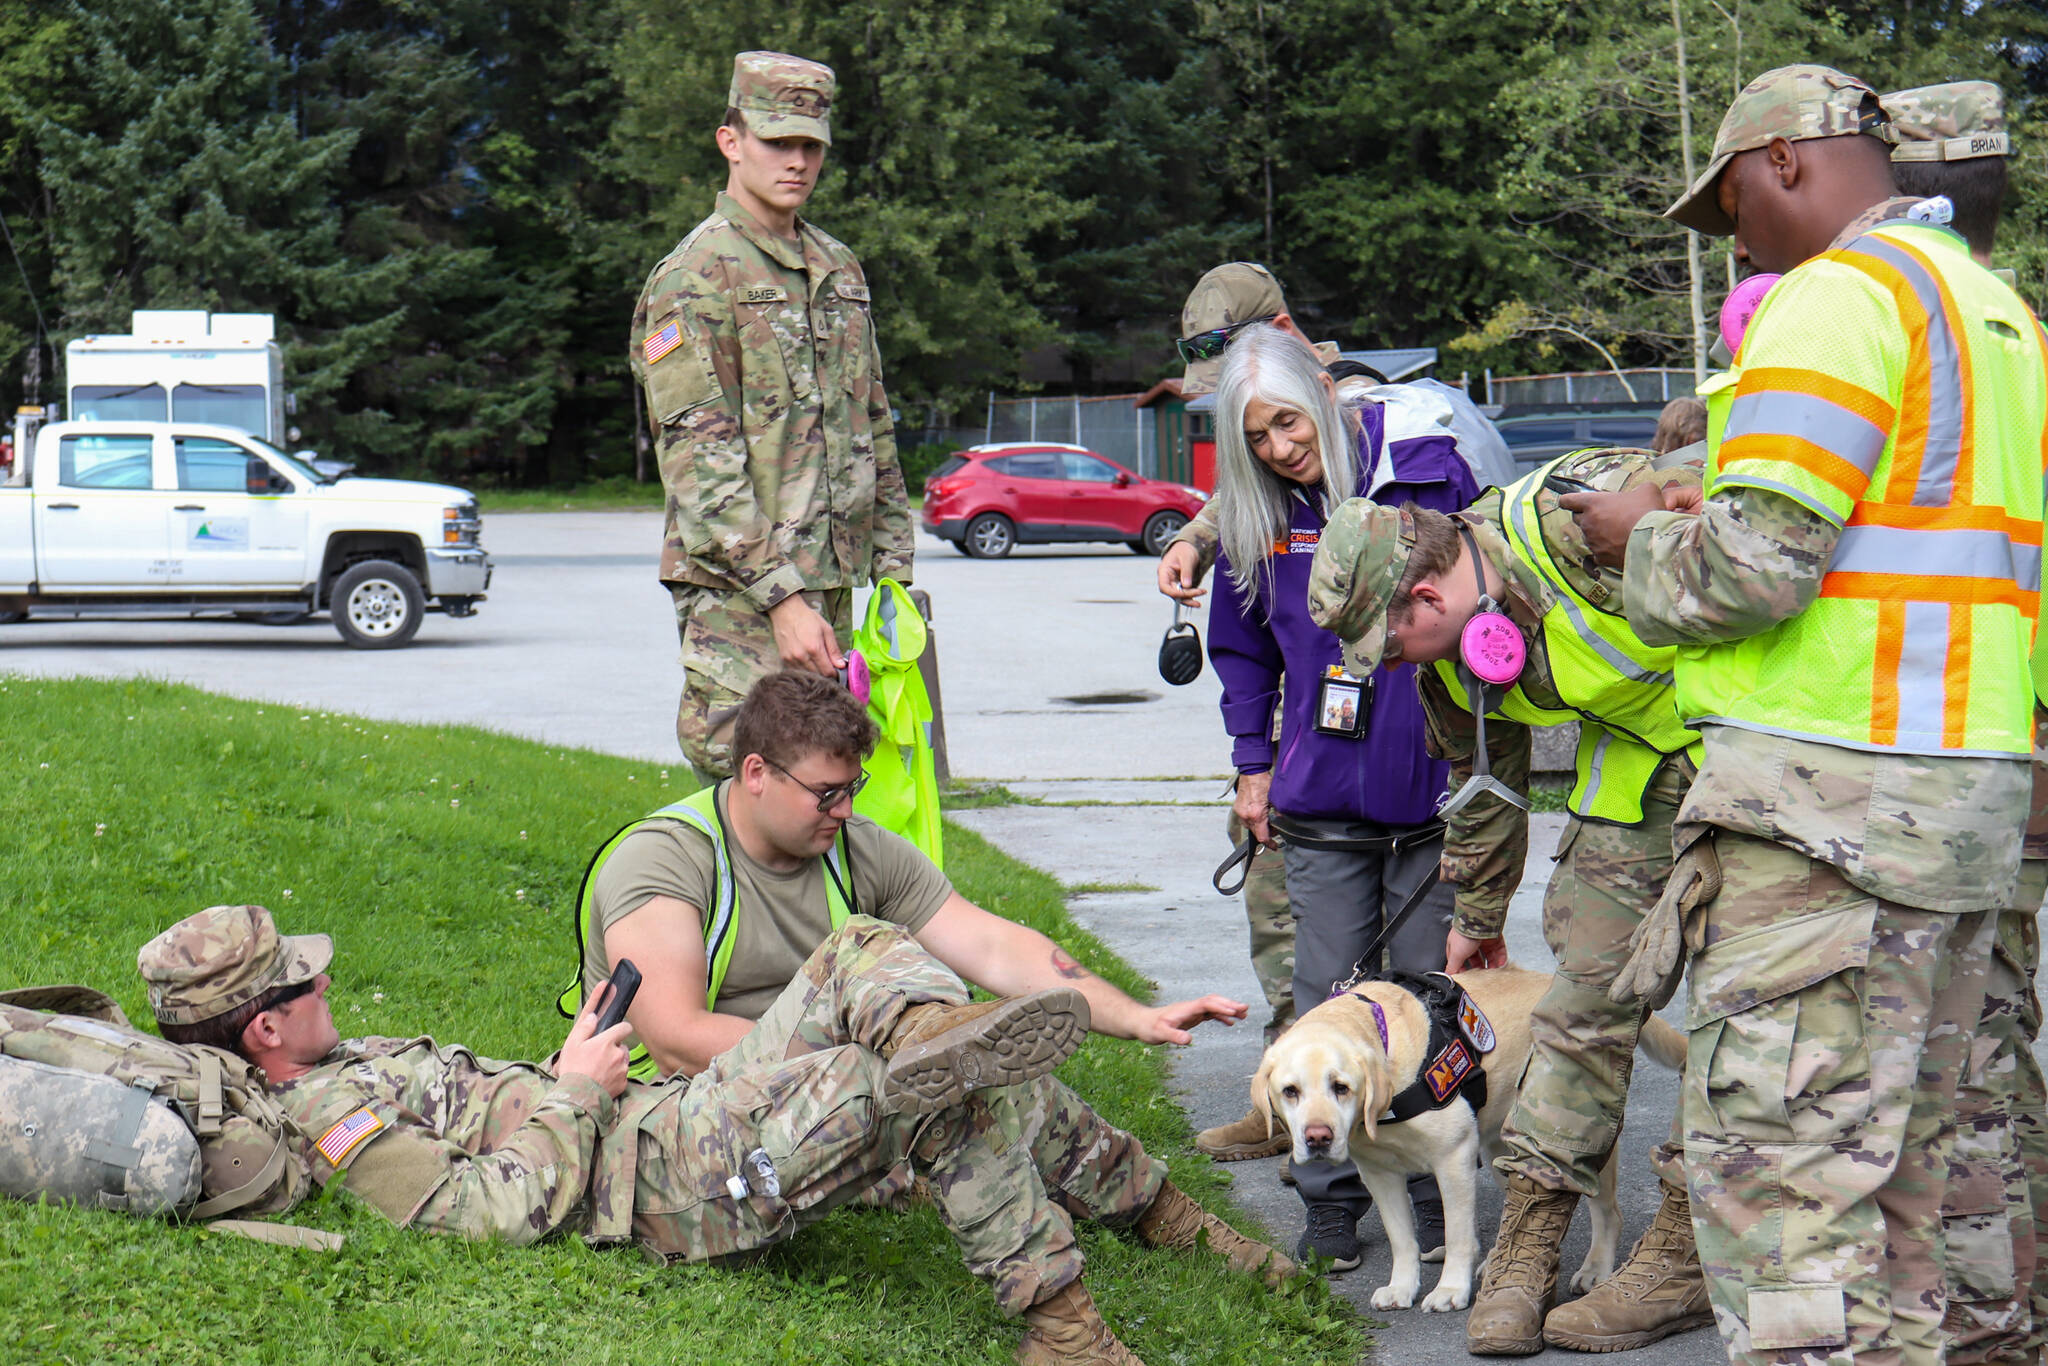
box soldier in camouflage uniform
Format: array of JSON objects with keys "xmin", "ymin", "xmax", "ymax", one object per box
[
  {"xmin": 1884, "ymin": 80, "xmax": 2046, "ymax": 1365},
  {"xmin": 628, "ymin": 51, "xmax": 914, "ymax": 782},
  {"xmin": 138, "ymin": 905, "xmax": 1291, "ymax": 1366},
  {"xmin": 1306, "ymin": 448, "xmax": 1714, "ymax": 1355},
  {"xmin": 1569, "ymin": 64, "xmax": 2046, "ymax": 1366}
]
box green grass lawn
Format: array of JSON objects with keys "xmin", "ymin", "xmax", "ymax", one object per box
[{"xmin": 0, "ymin": 676, "xmax": 1364, "ymax": 1366}]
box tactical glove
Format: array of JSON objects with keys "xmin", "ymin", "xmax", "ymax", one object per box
[{"xmin": 1609, "ymin": 830, "xmax": 1721, "ymax": 1010}]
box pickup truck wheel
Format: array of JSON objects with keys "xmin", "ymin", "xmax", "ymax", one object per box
[{"xmin": 332, "ymin": 560, "xmax": 425, "ymax": 649}]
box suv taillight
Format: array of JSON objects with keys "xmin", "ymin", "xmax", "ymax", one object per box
[{"xmin": 927, "ymin": 478, "xmax": 963, "ymax": 497}]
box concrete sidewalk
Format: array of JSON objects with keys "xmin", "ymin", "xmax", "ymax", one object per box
[{"xmin": 955, "ymin": 784, "xmax": 1724, "ymax": 1366}]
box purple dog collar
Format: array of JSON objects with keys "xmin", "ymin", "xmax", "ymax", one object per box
[{"xmin": 1349, "ymin": 993, "xmax": 1389, "ymax": 1049}]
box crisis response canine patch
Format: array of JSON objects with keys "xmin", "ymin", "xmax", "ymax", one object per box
[
  {"xmin": 1458, "ymin": 993, "xmax": 1496, "ymax": 1053},
  {"xmin": 1424, "ymin": 1039, "xmax": 1476, "ymax": 1103},
  {"xmin": 315, "ymin": 1106, "xmax": 385, "ymax": 1166}
]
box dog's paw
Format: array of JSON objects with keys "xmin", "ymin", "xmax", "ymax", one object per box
[
  {"xmin": 1569, "ymin": 1262, "xmax": 1614, "ymax": 1295},
  {"xmin": 1420, "ymin": 1283, "xmax": 1472, "ymax": 1314},
  {"xmin": 1370, "ymin": 1284, "xmax": 1419, "ymax": 1311}
]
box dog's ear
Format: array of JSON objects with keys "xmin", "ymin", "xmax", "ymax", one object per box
[
  {"xmin": 1356, "ymin": 1052, "xmax": 1394, "ymax": 1144},
  {"xmin": 1250, "ymin": 1056, "xmax": 1277, "ymax": 1138}
]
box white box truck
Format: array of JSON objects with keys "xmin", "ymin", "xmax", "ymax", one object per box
[{"xmin": 67, "ymin": 311, "xmax": 289, "ymax": 443}]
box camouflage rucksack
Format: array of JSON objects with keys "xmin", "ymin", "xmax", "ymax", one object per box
[{"xmin": 0, "ymin": 985, "xmax": 309, "ymax": 1220}]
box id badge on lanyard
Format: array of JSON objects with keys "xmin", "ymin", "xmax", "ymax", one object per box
[{"xmin": 1314, "ymin": 664, "xmax": 1371, "ymax": 739}]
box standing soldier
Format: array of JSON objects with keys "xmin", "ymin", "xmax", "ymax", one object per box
[
  {"xmin": 629, "ymin": 51, "xmax": 914, "ymax": 782},
  {"xmin": 1887, "ymin": 78, "xmax": 2048, "ymax": 1366},
  {"xmin": 1568, "ymin": 64, "xmax": 2047, "ymax": 1366}
]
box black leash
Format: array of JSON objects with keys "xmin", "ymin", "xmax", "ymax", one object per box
[
  {"xmin": 1332, "ymin": 866, "xmax": 1447, "ymax": 996},
  {"xmin": 1213, "ymin": 837, "xmax": 1258, "ymax": 896}
]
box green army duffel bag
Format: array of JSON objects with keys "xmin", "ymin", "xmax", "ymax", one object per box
[{"xmin": 0, "ymin": 985, "xmax": 308, "ymax": 1220}]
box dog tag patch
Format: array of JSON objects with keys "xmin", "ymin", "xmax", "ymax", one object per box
[
  {"xmin": 1424, "ymin": 1039, "xmax": 1476, "ymax": 1102},
  {"xmin": 1457, "ymin": 993, "xmax": 1496, "ymax": 1053}
]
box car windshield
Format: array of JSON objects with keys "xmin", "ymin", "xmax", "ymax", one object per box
[{"xmin": 241, "ymin": 434, "xmax": 327, "ymax": 484}]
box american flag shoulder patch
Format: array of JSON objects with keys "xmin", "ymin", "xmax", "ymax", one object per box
[
  {"xmin": 315, "ymin": 1106, "xmax": 385, "ymax": 1166},
  {"xmin": 642, "ymin": 321, "xmax": 682, "ymax": 366}
]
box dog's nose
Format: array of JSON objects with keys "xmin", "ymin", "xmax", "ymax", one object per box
[{"xmin": 1303, "ymin": 1123, "xmax": 1334, "ymax": 1146}]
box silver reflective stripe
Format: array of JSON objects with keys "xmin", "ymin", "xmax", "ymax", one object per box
[
  {"xmin": 1721, "ymin": 388, "xmax": 1889, "ymax": 477},
  {"xmin": 1576, "ymin": 727, "xmax": 1611, "ymax": 815},
  {"xmin": 1688, "ymin": 714, "xmax": 2029, "ymax": 760},
  {"xmin": 1895, "ymin": 601, "xmax": 1952, "ymax": 730},
  {"xmin": 1506, "ymin": 492, "xmax": 1673, "ymax": 686},
  {"xmin": 1830, "ymin": 524, "xmax": 2043, "ymax": 591},
  {"xmin": 1713, "ymin": 472, "xmax": 1850, "ymax": 526},
  {"xmin": 660, "ymin": 802, "xmax": 736, "ymax": 975},
  {"xmin": 877, "ymin": 586, "xmax": 900, "ymax": 656},
  {"xmin": 1842, "ymin": 233, "xmax": 1965, "ymax": 506}
]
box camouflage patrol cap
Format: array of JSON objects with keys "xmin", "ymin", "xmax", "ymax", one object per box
[
  {"xmin": 1666, "ymin": 65, "xmax": 1886, "ymax": 236},
  {"xmin": 137, "ymin": 905, "xmax": 331, "ymax": 1027},
  {"xmin": 1886, "ymin": 81, "xmax": 2008, "ymax": 162},
  {"xmin": 1306, "ymin": 499, "xmax": 1416, "ymax": 674},
  {"xmin": 1180, "ymin": 263, "xmax": 1288, "ymax": 397},
  {"xmin": 728, "ymin": 51, "xmax": 835, "ymax": 146}
]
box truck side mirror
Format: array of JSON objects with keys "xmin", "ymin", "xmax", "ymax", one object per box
[{"xmin": 246, "ymin": 457, "xmax": 290, "ymax": 495}]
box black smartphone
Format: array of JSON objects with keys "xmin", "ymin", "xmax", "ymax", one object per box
[
  {"xmin": 1544, "ymin": 473, "xmax": 1598, "ymax": 497},
  {"xmin": 593, "ymin": 958, "xmax": 642, "ymax": 1033}
]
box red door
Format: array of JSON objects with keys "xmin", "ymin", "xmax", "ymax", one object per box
[
  {"xmin": 1191, "ymin": 439, "xmax": 1216, "ymax": 492},
  {"xmin": 993, "ymin": 450, "xmax": 1067, "ymax": 525}
]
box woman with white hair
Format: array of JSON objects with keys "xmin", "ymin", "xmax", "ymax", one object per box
[{"xmin": 1206, "ymin": 324, "xmax": 1480, "ymax": 1271}]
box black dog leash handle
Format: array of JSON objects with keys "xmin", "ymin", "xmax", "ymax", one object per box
[{"xmin": 1213, "ymin": 836, "xmax": 1259, "ymax": 897}]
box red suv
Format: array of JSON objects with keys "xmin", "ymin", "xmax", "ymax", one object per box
[{"xmin": 921, "ymin": 443, "xmax": 1208, "ymax": 559}]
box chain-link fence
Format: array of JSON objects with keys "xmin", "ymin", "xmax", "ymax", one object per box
[
  {"xmin": 982, "ymin": 394, "xmax": 1158, "ymax": 476},
  {"xmin": 1486, "ymin": 368, "xmax": 1698, "ymax": 406}
]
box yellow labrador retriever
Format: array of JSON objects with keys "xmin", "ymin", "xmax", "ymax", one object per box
[{"xmin": 1251, "ymin": 966, "xmax": 1686, "ymax": 1315}]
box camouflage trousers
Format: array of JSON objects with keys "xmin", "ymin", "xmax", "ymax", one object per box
[
  {"xmin": 627, "ymin": 916, "xmax": 1166, "ymax": 1314},
  {"xmin": 1226, "ymin": 808, "xmax": 1295, "ymax": 1043},
  {"xmin": 669, "ymin": 584, "xmax": 855, "ymax": 781},
  {"xmin": 1943, "ymin": 866, "xmax": 2048, "ymax": 1363},
  {"xmin": 1682, "ymin": 830, "xmax": 1996, "ymax": 1366},
  {"xmin": 1496, "ymin": 766, "xmax": 1688, "ymax": 1197}
]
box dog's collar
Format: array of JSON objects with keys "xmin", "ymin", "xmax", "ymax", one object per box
[{"xmin": 1350, "ymin": 993, "xmax": 1390, "ymax": 1050}]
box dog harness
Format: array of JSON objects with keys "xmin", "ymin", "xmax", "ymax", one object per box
[{"xmin": 1352, "ymin": 971, "xmax": 1497, "ymax": 1125}]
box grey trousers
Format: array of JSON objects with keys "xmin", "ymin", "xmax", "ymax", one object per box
[{"xmin": 1282, "ymin": 824, "xmax": 1455, "ymax": 1215}]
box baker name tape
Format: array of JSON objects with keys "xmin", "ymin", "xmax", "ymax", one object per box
[{"xmin": 315, "ymin": 1107, "xmax": 385, "ymax": 1166}]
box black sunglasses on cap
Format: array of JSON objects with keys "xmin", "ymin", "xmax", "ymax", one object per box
[{"xmin": 1176, "ymin": 315, "xmax": 1278, "ymax": 364}]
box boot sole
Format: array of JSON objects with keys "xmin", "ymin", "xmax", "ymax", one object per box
[
  {"xmin": 1467, "ymin": 1334, "xmax": 1546, "ymax": 1357},
  {"xmin": 883, "ymin": 989, "xmax": 1089, "ymax": 1114},
  {"xmin": 1195, "ymin": 1135, "xmax": 1290, "ymax": 1161},
  {"xmin": 1543, "ymin": 1310, "xmax": 1716, "ymax": 1353}
]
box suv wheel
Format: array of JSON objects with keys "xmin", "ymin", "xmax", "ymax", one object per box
[
  {"xmin": 964, "ymin": 513, "xmax": 1016, "ymax": 559},
  {"xmin": 1137, "ymin": 510, "xmax": 1189, "ymax": 557},
  {"xmin": 331, "ymin": 559, "xmax": 425, "ymax": 649}
]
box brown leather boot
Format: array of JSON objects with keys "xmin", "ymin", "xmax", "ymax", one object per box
[
  {"xmin": 1133, "ymin": 1179, "xmax": 1297, "ymax": 1288},
  {"xmin": 1193, "ymin": 1108, "xmax": 1289, "ymax": 1161},
  {"xmin": 1468, "ymin": 1175, "xmax": 1579, "ymax": 1355},
  {"xmin": 1543, "ymin": 1183, "xmax": 1713, "ymax": 1352},
  {"xmin": 1014, "ymin": 1280, "xmax": 1146, "ymax": 1365},
  {"xmin": 880, "ymin": 989, "xmax": 1089, "ymax": 1114}
]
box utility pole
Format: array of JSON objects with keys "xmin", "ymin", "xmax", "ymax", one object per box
[{"xmin": 1673, "ymin": 0, "xmax": 1707, "ymax": 384}]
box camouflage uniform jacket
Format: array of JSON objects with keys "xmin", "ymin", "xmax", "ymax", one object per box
[
  {"xmin": 1621, "ymin": 198, "xmax": 2031, "ymax": 911},
  {"xmin": 1424, "ymin": 450, "xmax": 1702, "ymax": 940},
  {"xmin": 273, "ymin": 1035, "xmax": 647, "ymax": 1246},
  {"xmin": 630, "ymin": 191, "xmax": 914, "ymax": 608}
]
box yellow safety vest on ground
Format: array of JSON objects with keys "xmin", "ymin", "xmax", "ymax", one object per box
[
  {"xmin": 1681, "ymin": 221, "xmax": 2045, "ymax": 756},
  {"xmin": 557, "ymin": 785, "xmax": 853, "ymax": 1079},
  {"xmin": 851, "ymin": 579, "xmax": 944, "ymax": 868},
  {"xmin": 1432, "ymin": 453, "xmax": 1701, "ymax": 825}
]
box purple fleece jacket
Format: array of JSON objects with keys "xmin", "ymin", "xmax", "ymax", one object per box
[{"xmin": 1209, "ymin": 404, "xmax": 1479, "ymax": 825}]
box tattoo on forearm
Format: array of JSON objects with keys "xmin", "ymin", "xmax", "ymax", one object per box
[{"xmin": 1051, "ymin": 948, "xmax": 1091, "ymax": 981}]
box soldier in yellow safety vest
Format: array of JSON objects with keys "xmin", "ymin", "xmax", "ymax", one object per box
[
  {"xmin": 1306, "ymin": 446, "xmax": 1714, "ymax": 1356},
  {"xmin": 1567, "ymin": 65, "xmax": 2048, "ymax": 1366}
]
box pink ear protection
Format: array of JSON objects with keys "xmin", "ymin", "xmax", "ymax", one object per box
[
  {"xmin": 1458, "ymin": 527, "xmax": 1526, "ymax": 686},
  {"xmin": 1719, "ymin": 273, "xmax": 1782, "ymax": 357},
  {"xmin": 837, "ymin": 649, "xmax": 870, "ymax": 707}
]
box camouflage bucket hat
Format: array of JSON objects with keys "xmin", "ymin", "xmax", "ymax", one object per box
[
  {"xmin": 1886, "ymin": 81, "xmax": 2008, "ymax": 162},
  {"xmin": 1307, "ymin": 499, "xmax": 1415, "ymax": 674},
  {"xmin": 729, "ymin": 50, "xmax": 835, "ymax": 146},
  {"xmin": 1666, "ymin": 64, "xmax": 1885, "ymax": 236},
  {"xmin": 1179, "ymin": 263, "xmax": 1287, "ymax": 396},
  {"xmin": 137, "ymin": 905, "xmax": 332, "ymax": 1026}
]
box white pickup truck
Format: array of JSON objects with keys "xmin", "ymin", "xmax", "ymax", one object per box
[{"xmin": 0, "ymin": 420, "xmax": 491, "ymax": 648}]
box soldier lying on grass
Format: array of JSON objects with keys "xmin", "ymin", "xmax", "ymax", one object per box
[{"xmin": 139, "ymin": 901, "xmax": 1291, "ymax": 1366}]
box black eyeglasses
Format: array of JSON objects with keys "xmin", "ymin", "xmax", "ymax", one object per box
[
  {"xmin": 765, "ymin": 757, "xmax": 868, "ymax": 812},
  {"xmin": 1176, "ymin": 315, "xmax": 1278, "ymax": 364}
]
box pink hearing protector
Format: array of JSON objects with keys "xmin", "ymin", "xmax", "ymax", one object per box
[
  {"xmin": 1458, "ymin": 527, "xmax": 1526, "ymax": 686},
  {"xmin": 1719, "ymin": 273, "xmax": 1782, "ymax": 357},
  {"xmin": 837, "ymin": 649, "xmax": 871, "ymax": 706}
]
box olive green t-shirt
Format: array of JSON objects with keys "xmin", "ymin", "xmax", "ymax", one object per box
[{"xmin": 581, "ymin": 784, "xmax": 953, "ymax": 1023}]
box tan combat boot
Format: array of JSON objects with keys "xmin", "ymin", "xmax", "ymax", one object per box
[
  {"xmin": 880, "ymin": 989, "xmax": 1089, "ymax": 1114},
  {"xmin": 1014, "ymin": 1280, "xmax": 1146, "ymax": 1365},
  {"xmin": 1193, "ymin": 1108, "xmax": 1289, "ymax": 1161},
  {"xmin": 1133, "ymin": 1179, "xmax": 1297, "ymax": 1288},
  {"xmin": 1543, "ymin": 1183, "xmax": 1714, "ymax": 1352},
  {"xmin": 1468, "ymin": 1175, "xmax": 1580, "ymax": 1355}
]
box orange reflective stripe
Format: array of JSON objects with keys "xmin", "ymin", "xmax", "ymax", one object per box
[
  {"xmin": 1946, "ymin": 605, "xmax": 1974, "ymax": 744},
  {"xmin": 1872, "ymin": 599, "xmax": 1905, "ymax": 746},
  {"xmin": 1891, "ymin": 233, "xmax": 1979, "ymax": 502},
  {"xmin": 1849, "ymin": 501, "xmax": 2043, "ymax": 543},
  {"xmin": 1822, "ymin": 570, "xmax": 2040, "ymax": 615},
  {"xmin": 1720, "ymin": 432, "xmax": 1870, "ymax": 502},
  {"xmin": 1737, "ymin": 366, "xmax": 1897, "ymax": 432}
]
